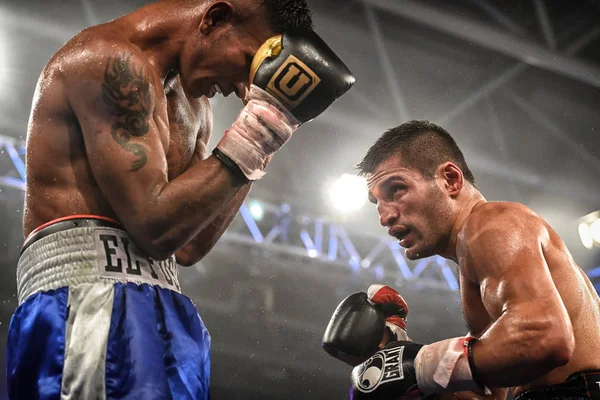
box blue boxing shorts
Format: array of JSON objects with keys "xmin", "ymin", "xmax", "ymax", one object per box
[{"xmin": 7, "ymin": 216, "xmax": 211, "ymax": 400}]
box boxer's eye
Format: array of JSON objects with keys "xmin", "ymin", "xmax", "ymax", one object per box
[{"xmin": 390, "ymin": 185, "xmax": 406, "ymax": 199}]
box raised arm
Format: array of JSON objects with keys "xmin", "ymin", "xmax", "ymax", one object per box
[
  {"xmin": 174, "ymin": 135, "xmax": 253, "ymax": 266},
  {"xmin": 461, "ymin": 206, "xmax": 574, "ymax": 387},
  {"xmin": 67, "ymin": 47, "xmax": 247, "ymax": 260},
  {"xmin": 68, "ymin": 30, "xmax": 353, "ymax": 261}
]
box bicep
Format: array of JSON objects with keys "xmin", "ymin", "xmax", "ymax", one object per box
[{"xmin": 69, "ymin": 52, "xmax": 168, "ymax": 227}]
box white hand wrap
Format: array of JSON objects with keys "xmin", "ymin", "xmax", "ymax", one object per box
[
  {"xmin": 415, "ymin": 337, "xmax": 491, "ymax": 395},
  {"xmin": 216, "ymin": 85, "xmax": 300, "ymax": 180}
]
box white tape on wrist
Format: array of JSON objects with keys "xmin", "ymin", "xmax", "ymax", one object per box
[
  {"xmin": 415, "ymin": 337, "xmax": 491, "ymax": 395},
  {"xmin": 216, "ymin": 85, "xmax": 300, "ymax": 180}
]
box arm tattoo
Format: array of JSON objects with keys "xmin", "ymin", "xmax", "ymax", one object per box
[{"xmin": 102, "ymin": 53, "xmax": 151, "ymax": 171}]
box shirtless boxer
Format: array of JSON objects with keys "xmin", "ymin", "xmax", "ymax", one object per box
[
  {"xmin": 323, "ymin": 120, "xmax": 600, "ymax": 399},
  {"xmin": 7, "ymin": 0, "xmax": 354, "ymax": 398}
]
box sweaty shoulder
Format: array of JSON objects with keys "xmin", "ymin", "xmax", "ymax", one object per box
[
  {"xmin": 53, "ymin": 27, "xmax": 160, "ymax": 95},
  {"xmin": 458, "ymin": 202, "xmax": 549, "ymax": 278},
  {"xmin": 463, "ymin": 202, "xmax": 544, "ymax": 236}
]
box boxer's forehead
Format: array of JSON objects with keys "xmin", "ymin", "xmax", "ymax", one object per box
[{"xmin": 366, "ymin": 156, "xmax": 415, "ymax": 191}]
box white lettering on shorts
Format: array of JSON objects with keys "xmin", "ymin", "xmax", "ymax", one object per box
[{"xmin": 94, "ymin": 229, "xmax": 180, "ymax": 292}]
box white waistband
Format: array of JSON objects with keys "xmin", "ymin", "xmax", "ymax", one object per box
[{"xmin": 17, "ymin": 226, "xmax": 181, "ymax": 304}]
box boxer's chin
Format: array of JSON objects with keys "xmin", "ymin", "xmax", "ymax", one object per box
[
  {"xmin": 404, "ymin": 247, "xmax": 419, "ymax": 261},
  {"xmin": 404, "ymin": 241, "xmax": 432, "ymax": 260}
]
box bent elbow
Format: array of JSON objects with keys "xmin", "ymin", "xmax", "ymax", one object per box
[
  {"xmin": 147, "ymin": 240, "xmax": 177, "ymax": 261},
  {"xmin": 121, "ymin": 220, "xmax": 177, "ymax": 261},
  {"xmin": 176, "ymin": 253, "xmax": 199, "ymax": 267},
  {"xmin": 134, "ymin": 234, "xmax": 177, "ymax": 262},
  {"xmin": 549, "ymin": 337, "xmax": 575, "ymax": 367},
  {"xmin": 176, "ymin": 259, "xmax": 195, "ymax": 267},
  {"xmin": 542, "ymin": 327, "xmax": 575, "ymax": 367},
  {"xmin": 138, "ymin": 245, "xmax": 174, "ymax": 262},
  {"xmin": 175, "ymin": 246, "xmax": 208, "ymax": 267},
  {"xmin": 177, "ymin": 258, "xmax": 201, "ymax": 267},
  {"xmin": 149, "ymin": 250, "xmax": 176, "ymax": 262}
]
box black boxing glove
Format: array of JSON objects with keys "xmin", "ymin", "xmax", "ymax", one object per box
[
  {"xmin": 350, "ymin": 341, "xmax": 423, "ymax": 399},
  {"xmin": 322, "ymin": 285, "xmax": 411, "ymax": 366},
  {"xmin": 215, "ymin": 30, "xmax": 355, "ymax": 180},
  {"xmin": 351, "ymin": 338, "xmax": 490, "ymax": 399},
  {"xmin": 322, "ymin": 292, "xmax": 386, "ymax": 367},
  {"xmin": 249, "ymin": 29, "xmax": 355, "ymax": 123}
]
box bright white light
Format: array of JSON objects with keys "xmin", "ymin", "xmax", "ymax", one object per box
[
  {"xmin": 578, "ymin": 222, "xmax": 594, "ymax": 249},
  {"xmin": 307, "ymin": 249, "xmax": 318, "ymax": 258},
  {"xmin": 590, "ymin": 219, "xmax": 600, "ymax": 244},
  {"xmin": 328, "ymin": 174, "xmax": 368, "ymax": 213},
  {"xmin": 249, "ymin": 201, "xmax": 264, "ymax": 221}
]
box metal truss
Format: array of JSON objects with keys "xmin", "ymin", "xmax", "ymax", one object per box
[
  {"xmin": 222, "ymin": 200, "xmax": 459, "ymax": 291},
  {"xmin": 354, "ymin": 0, "xmax": 600, "ymax": 206},
  {"xmin": 0, "ymin": 134, "xmax": 26, "ymax": 191},
  {"xmin": 363, "ymin": 0, "xmax": 600, "ymax": 90}
]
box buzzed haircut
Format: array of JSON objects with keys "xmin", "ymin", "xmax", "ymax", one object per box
[
  {"xmin": 180, "ymin": 0, "xmax": 314, "ymax": 32},
  {"xmin": 260, "ymin": 0, "xmax": 314, "ymax": 32},
  {"xmin": 357, "ymin": 120, "xmax": 476, "ymax": 185}
]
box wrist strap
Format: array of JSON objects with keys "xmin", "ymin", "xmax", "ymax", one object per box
[
  {"xmin": 464, "ymin": 337, "xmax": 483, "ymax": 385},
  {"xmin": 212, "ymin": 148, "xmax": 250, "ymax": 183}
]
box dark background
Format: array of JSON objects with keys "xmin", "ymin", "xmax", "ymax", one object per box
[{"xmin": 1, "ymin": 0, "xmax": 600, "ymax": 398}]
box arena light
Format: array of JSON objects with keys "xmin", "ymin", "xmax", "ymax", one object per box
[
  {"xmin": 328, "ymin": 174, "xmax": 368, "ymax": 213},
  {"xmin": 578, "ymin": 211, "xmax": 600, "ymax": 249},
  {"xmin": 579, "ymin": 223, "xmax": 594, "ymax": 249},
  {"xmin": 248, "ymin": 200, "xmax": 264, "ymax": 221},
  {"xmin": 591, "ymin": 219, "xmax": 600, "ymax": 243}
]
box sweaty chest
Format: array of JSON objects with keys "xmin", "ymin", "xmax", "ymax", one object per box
[{"xmin": 163, "ymin": 75, "xmax": 211, "ymax": 180}]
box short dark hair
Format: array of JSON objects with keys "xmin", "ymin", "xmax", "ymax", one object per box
[
  {"xmin": 260, "ymin": 0, "xmax": 314, "ymax": 32},
  {"xmin": 357, "ymin": 120, "xmax": 476, "ymax": 185}
]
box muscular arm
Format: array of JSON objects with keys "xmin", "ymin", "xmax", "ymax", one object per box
[
  {"xmin": 67, "ymin": 46, "xmax": 249, "ymax": 260},
  {"xmin": 461, "ymin": 207, "xmax": 574, "ymax": 387},
  {"xmin": 378, "ymin": 332, "xmax": 508, "ymax": 400},
  {"xmin": 175, "ymin": 170, "xmax": 252, "ymax": 266},
  {"xmin": 175, "ymin": 186, "xmax": 251, "ymax": 266},
  {"xmin": 170, "ymin": 104, "xmax": 253, "ymax": 266}
]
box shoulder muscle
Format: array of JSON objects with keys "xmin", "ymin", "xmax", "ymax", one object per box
[{"xmin": 460, "ymin": 202, "xmax": 548, "ymax": 282}]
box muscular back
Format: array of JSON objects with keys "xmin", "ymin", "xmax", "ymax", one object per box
[
  {"xmin": 458, "ymin": 202, "xmax": 600, "ymax": 393},
  {"xmin": 539, "ymin": 218, "xmax": 600, "ymax": 385},
  {"xmin": 23, "ymin": 24, "xmax": 212, "ymax": 238}
]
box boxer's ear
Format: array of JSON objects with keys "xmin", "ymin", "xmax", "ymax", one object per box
[
  {"xmin": 200, "ymin": 2, "xmax": 233, "ymax": 35},
  {"xmin": 439, "ymin": 162, "xmax": 463, "ymax": 197}
]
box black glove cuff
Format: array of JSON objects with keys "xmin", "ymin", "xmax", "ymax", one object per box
[
  {"xmin": 212, "ymin": 148, "xmax": 250, "ymax": 183},
  {"xmin": 466, "ymin": 337, "xmax": 484, "ymax": 386}
]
